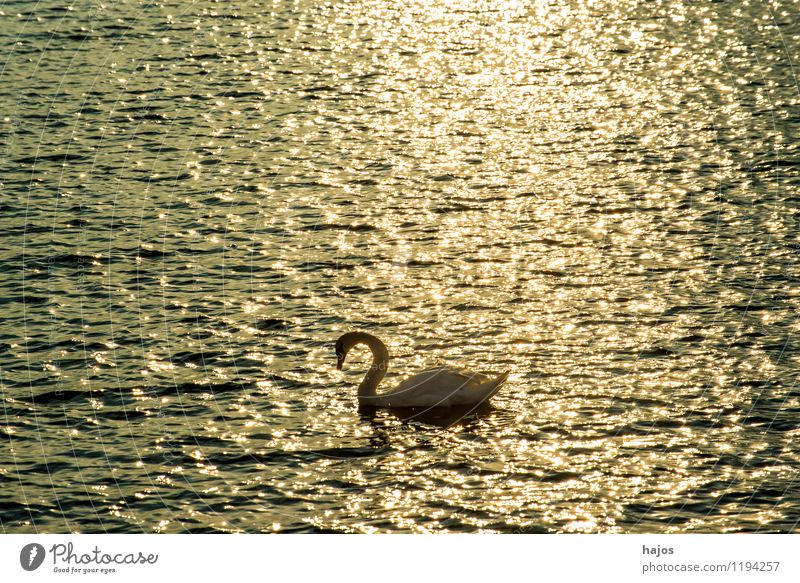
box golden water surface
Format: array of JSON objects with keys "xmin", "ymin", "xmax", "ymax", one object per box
[{"xmin": 1, "ymin": 0, "xmax": 800, "ymax": 532}]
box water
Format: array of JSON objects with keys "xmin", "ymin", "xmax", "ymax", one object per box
[{"xmin": 1, "ymin": 0, "xmax": 800, "ymax": 533}]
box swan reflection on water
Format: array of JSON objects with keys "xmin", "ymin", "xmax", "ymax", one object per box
[{"xmin": 358, "ymin": 401, "xmax": 501, "ymax": 429}]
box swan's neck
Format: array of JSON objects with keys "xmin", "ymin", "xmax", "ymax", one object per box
[{"xmin": 356, "ymin": 334, "xmax": 389, "ymax": 399}]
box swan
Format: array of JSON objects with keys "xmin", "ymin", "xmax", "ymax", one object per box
[{"xmin": 335, "ymin": 332, "xmax": 508, "ymax": 408}]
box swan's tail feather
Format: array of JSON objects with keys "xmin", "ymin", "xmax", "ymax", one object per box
[{"xmin": 482, "ymin": 370, "xmax": 509, "ymax": 402}]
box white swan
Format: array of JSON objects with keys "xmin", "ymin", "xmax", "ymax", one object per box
[{"xmin": 335, "ymin": 332, "xmax": 508, "ymax": 408}]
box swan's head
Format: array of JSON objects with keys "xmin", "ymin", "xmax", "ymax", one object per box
[
  {"xmin": 335, "ymin": 332, "xmax": 379, "ymax": 371},
  {"xmin": 335, "ymin": 337, "xmax": 346, "ymax": 370},
  {"xmin": 334, "ymin": 333, "xmax": 359, "ymax": 370}
]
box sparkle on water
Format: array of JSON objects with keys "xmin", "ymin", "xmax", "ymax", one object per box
[{"xmin": 1, "ymin": 0, "xmax": 800, "ymax": 533}]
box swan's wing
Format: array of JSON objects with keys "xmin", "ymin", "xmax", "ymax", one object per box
[{"xmin": 384, "ymin": 366, "xmax": 506, "ymax": 407}]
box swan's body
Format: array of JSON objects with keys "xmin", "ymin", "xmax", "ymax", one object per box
[{"xmin": 335, "ymin": 332, "xmax": 508, "ymax": 408}]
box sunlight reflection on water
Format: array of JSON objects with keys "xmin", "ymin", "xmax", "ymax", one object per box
[{"xmin": 1, "ymin": 0, "xmax": 799, "ymax": 533}]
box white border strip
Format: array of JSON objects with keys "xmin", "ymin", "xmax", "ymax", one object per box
[{"xmin": 1, "ymin": 534, "xmax": 797, "ymax": 583}]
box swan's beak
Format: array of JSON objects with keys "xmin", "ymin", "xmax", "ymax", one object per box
[{"xmin": 336, "ymin": 357, "xmax": 343, "ymax": 371}]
